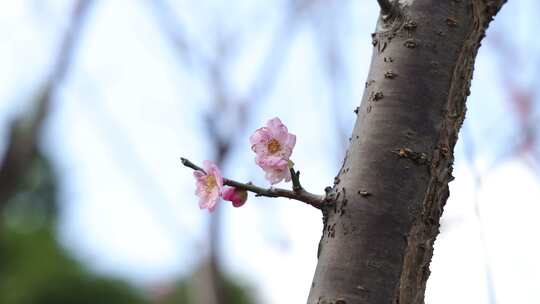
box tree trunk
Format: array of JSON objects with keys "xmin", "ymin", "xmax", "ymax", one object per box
[{"xmin": 308, "ymin": 1, "xmax": 506, "ymax": 303}]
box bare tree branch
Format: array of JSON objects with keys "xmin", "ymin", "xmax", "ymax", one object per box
[
  {"xmin": 0, "ymin": 0, "xmax": 93, "ymax": 206},
  {"xmin": 308, "ymin": 1, "xmax": 507, "ymax": 302}
]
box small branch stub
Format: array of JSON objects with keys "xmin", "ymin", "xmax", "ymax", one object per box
[{"xmin": 290, "ymin": 167, "xmax": 302, "ymax": 192}]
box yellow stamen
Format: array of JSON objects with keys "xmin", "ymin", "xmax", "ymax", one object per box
[
  {"xmin": 206, "ymin": 175, "xmax": 217, "ymax": 191},
  {"xmin": 267, "ymin": 139, "xmax": 281, "ymax": 154}
]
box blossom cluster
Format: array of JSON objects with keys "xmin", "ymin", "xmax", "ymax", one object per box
[{"xmin": 193, "ymin": 117, "xmax": 296, "ymax": 212}]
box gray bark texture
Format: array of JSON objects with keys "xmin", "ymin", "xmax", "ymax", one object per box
[{"xmin": 308, "ymin": 1, "xmax": 506, "ymax": 303}]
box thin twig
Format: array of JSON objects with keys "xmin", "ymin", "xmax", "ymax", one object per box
[
  {"xmin": 181, "ymin": 158, "xmax": 324, "ymax": 209},
  {"xmin": 180, "ymin": 157, "xmax": 205, "ymax": 173}
]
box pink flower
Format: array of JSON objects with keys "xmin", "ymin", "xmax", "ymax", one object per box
[
  {"xmin": 193, "ymin": 160, "xmax": 223, "ymax": 212},
  {"xmin": 249, "ymin": 117, "xmax": 296, "ymax": 184},
  {"xmin": 257, "ymin": 157, "xmax": 291, "ymax": 184},
  {"xmin": 222, "ymin": 187, "xmax": 248, "ymax": 208}
]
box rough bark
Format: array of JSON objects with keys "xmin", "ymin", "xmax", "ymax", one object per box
[{"xmin": 308, "ymin": 1, "xmax": 506, "ymax": 303}]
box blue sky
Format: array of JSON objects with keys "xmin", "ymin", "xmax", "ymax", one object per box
[{"xmin": 1, "ymin": 0, "xmax": 539, "ymax": 303}]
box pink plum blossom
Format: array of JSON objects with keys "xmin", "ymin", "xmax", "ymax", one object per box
[
  {"xmin": 222, "ymin": 187, "xmax": 248, "ymax": 207},
  {"xmin": 249, "ymin": 117, "xmax": 296, "ymax": 184},
  {"xmin": 193, "ymin": 160, "xmax": 223, "ymax": 212},
  {"xmin": 257, "ymin": 157, "xmax": 291, "ymax": 184}
]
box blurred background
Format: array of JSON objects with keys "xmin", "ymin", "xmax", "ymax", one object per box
[{"xmin": 0, "ymin": 0, "xmax": 539, "ymax": 303}]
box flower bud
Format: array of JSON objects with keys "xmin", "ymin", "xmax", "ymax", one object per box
[{"xmin": 222, "ymin": 187, "xmax": 248, "ymax": 208}]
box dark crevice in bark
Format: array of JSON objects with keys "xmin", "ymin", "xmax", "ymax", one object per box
[{"xmin": 308, "ymin": 1, "xmax": 506, "ymax": 303}]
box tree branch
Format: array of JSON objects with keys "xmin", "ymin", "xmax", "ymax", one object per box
[
  {"xmin": 180, "ymin": 157, "xmax": 324, "ymax": 209},
  {"xmin": 308, "ymin": 0, "xmax": 507, "ymax": 302},
  {"xmin": 377, "ymin": 0, "xmax": 393, "ymax": 15},
  {"xmin": 0, "ymin": 0, "xmax": 93, "ymax": 206}
]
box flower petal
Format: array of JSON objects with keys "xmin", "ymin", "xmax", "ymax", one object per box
[
  {"xmin": 194, "ymin": 160, "xmax": 223, "ymax": 212},
  {"xmin": 193, "ymin": 170, "xmax": 205, "ymax": 178},
  {"xmin": 264, "ymin": 167, "xmax": 290, "ymax": 184},
  {"xmin": 266, "ymin": 117, "xmax": 289, "ymax": 140},
  {"xmin": 284, "ymin": 133, "xmax": 296, "ymax": 152},
  {"xmin": 250, "ymin": 127, "xmax": 271, "ymax": 145}
]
